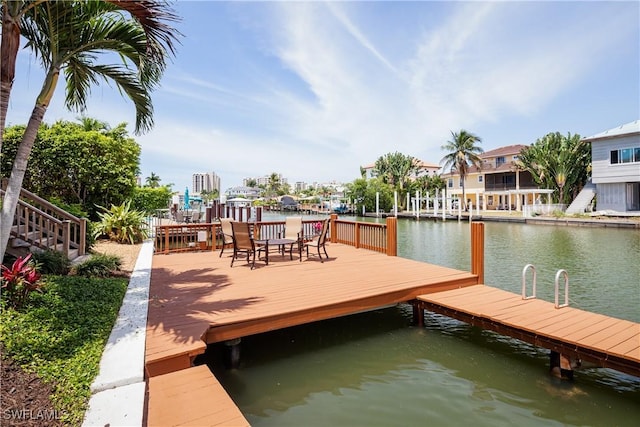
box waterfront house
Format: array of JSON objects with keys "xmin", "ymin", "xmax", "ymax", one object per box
[
  {"xmin": 361, "ymin": 159, "xmax": 441, "ymax": 180},
  {"xmin": 442, "ymin": 144, "xmax": 552, "ymax": 211},
  {"xmin": 583, "ymin": 120, "xmax": 640, "ymax": 212}
]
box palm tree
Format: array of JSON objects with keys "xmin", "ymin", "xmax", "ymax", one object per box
[
  {"xmin": 77, "ymin": 115, "xmax": 109, "ymax": 132},
  {"xmin": 267, "ymin": 172, "xmax": 281, "ymax": 200},
  {"xmin": 440, "ymin": 130, "xmax": 484, "ymax": 210},
  {"xmin": 145, "ymin": 172, "xmax": 161, "ymax": 188},
  {"xmin": 373, "ymin": 152, "xmax": 419, "ymax": 209},
  {"xmin": 0, "ymin": 0, "xmax": 181, "ymax": 261}
]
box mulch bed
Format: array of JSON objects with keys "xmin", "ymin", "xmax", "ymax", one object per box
[{"xmin": 0, "ymin": 356, "xmax": 64, "ymax": 427}]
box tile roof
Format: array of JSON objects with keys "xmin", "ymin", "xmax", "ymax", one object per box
[{"xmin": 480, "ymin": 144, "xmax": 528, "ymax": 159}]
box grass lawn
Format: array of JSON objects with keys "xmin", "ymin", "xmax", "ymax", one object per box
[{"xmin": 1, "ymin": 275, "xmax": 128, "ymax": 426}]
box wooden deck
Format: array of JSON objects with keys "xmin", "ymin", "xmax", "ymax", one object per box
[
  {"xmin": 416, "ymin": 285, "xmax": 640, "ymax": 377},
  {"xmin": 145, "ymin": 243, "xmax": 479, "ymax": 377},
  {"xmin": 147, "ymin": 365, "xmax": 249, "ymax": 427}
]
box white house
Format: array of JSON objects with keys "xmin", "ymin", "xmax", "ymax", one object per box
[{"xmin": 584, "ymin": 120, "xmax": 640, "ymax": 212}]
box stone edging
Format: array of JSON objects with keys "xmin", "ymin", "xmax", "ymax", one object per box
[{"xmin": 82, "ymin": 239, "xmax": 154, "ymax": 427}]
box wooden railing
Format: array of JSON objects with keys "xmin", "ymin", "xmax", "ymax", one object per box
[
  {"xmin": 153, "ymin": 214, "xmax": 398, "ymax": 256},
  {"xmin": 1, "ymin": 184, "xmax": 87, "ymax": 259}
]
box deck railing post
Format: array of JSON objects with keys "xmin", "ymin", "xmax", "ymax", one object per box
[
  {"xmin": 355, "ymin": 222, "xmax": 361, "ymax": 249},
  {"xmin": 471, "ymin": 222, "xmax": 484, "ymax": 283},
  {"xmin": 164, "ymin": 226, "xmax": 170, "ymax": 254},
  {"xmin": 385, "ymin": 216, "xmax": 397, "ymax": 256},
  {"xmin": 330, "ymin": 214, "xmax": 338, "ymax": 243}
]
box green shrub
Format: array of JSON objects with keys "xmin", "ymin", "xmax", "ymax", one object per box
[
  {"xmin": 74, "ymin": 254, "xmax": 122, "ymax": 278},
  {"xmin": 32, "ymin": 249, "xmax": 72, "ymax": 275},
  {"xmin": 0, "ymin": 275, "xmax": 128, "ymax": 425},
  {"xmin": 93, "ymin": 200, "xmax": 149, "ymax": 244}
]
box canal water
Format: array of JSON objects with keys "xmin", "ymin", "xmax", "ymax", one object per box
[{"xmin": 208, "ymin": 215, "xmax": 640, "ymax": 427}]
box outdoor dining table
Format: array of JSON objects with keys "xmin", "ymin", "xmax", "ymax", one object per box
[{"xmin": 255, "ymin": 238, "xmax": 297, "ymax": 264}]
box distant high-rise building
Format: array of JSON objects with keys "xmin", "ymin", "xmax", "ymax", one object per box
[{"xmin": 192, "ymin": 172, "xmax": 221, "ymax": 194}]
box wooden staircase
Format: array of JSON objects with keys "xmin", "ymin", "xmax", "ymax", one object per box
[{"xmin": 1, "ymin": 184, "xmax": 87, "ymax": 260}]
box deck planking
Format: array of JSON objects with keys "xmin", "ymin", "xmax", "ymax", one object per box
[
  {"xmin": 146, "ymin": 365, "xmax": 249, "ymax": 427},
  {"xmin": 417, "ymin": 285, "xmax": 640, "ymax": 377},
  {"xmin": 145, "ymin": 243, "xmax": 478, "ymax": 377}
]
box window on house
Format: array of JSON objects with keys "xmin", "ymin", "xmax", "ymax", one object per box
[
  {"xmin": 496, "ymin": 156, "xmax": 506, "ymax": 167},
  {"xmin": 478, "ymin": 175, "xmax": 483, "ymax": 183},
  {"xmin": 448, "ymin": 178, "xmax": 453, "ymax": 188},
  {"xmin": 611, "ymin": 147, "xmax": 640, "ymax": 164}
]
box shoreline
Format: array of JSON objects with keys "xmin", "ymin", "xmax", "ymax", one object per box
[{"xmin": 363, "ymin": 211, "xmax": 640, "ymax": 229}]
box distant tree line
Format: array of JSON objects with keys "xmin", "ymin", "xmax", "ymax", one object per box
[{"xmin": 345, "ymin": 129, "xmax": 590, "ymax": 213}]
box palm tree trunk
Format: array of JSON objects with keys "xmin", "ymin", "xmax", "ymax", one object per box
[
  {"xmin": 0, "ymin": 103, "xmax": 47, "ymax": 261},
  {"xmin": 0, "ymin": 4, "xmax": 22, "ymax": 144},
  {"xmin": 461, "ymin": 174, "xmax": 466, "ymax": 211}
]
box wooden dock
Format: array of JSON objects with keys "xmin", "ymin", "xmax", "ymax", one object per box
[
  {"xmin": 143, "ymin": 221, "xmax": 639, "ymax": 426},
  {"xmin": 144, "ymin": 242, "xmax": 478, "ymax": 426},
  {"xmin": 416, "ymin": 285, "xmax": 640, "ymax": 377},
  {"xmin": 145, "ymin": 243, "xmax": 478, "ymax": 377}
]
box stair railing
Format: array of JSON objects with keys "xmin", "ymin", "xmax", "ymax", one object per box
[{"xmin": 1, "ymin": 183, "xmax": 87, "ymax": 258}]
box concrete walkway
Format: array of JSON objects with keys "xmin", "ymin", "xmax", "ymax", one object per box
[{"xmin": 82, "ymin": 239, "xmax": 154, "ymax": 427}]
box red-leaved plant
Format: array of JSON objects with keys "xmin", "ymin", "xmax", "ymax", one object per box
[{"xmin": 1, "ymin": 253, "xmax": 43, "ymax": 309}]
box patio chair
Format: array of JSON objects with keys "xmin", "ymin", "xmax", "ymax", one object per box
[
  {"xmin": 219, "ymin": 218, "xmax": 234, "ymax": 257},
  {"xmin": 190, "ymin": 211, "xmax": 201, "ymax": 223},
  {"xmin": 230, "ymin": 221, "xmax": 266, "ymax": 270},
  {"xmin": 301, "ymin": 218, "xmax": 330, "ymax": 262},
  {"xmin": 174, "ymin": 210, "xmax": 184, "ymax": 223},
  {"xmin": 281, "ymin": 216, "xmax": 303, "ymax": 259}
]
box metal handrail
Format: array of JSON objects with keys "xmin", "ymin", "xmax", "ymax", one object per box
[
  {"xmin": 521, "ymin": 264, "xmax": 537, "ymax": 299},
  {"xmin": 554, "ymin": 269, "xmax": 569, "ymax": 309}
]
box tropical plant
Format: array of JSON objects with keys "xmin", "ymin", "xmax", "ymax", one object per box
[
  {"xmin": 414, "ymin": 174, "xmax": 446, "ymax": 197},
  {"xmin": 517, "ymin": 132, "xmax": 589, "ymax": 205},
  {"xmin": 372, "ymin": 152, "xmax": 420, "ymax": 209},
  {"xmin": 0, "ymin": 0, "xmax": 180, "ymax": 263},
  {"xmin": 267, "ymin": 172, "xmax": 281, "ymax": 199},
  {"xmin": 200, "ymin": 189, "xmax": 219, "ymax": 205},
  {"xmin": 0, "ymin": 274, "xmax": 128, "ymax": 424},
  {"xmin": 74, "ymin": 253, "xmax": 122, "ymax": 278},
  {"xmin": 32, "ymin": 248, "xmax": 72, "ymax": 275},
  {"xmin": 345, "ymin": 177, "xmax": 394, "ymax": 213},
  {"xmin": 440, "ymin": 130, "xmax": 484, "ymax": 210},
  {"xmin": 1, "ymin": 253, "xmax": 43, "ymax": 309},
  {"xmin": 93, "ymin": 201, "xmax": 149, "ymax": 244},
  {"xmin": 145, "ymin": 172, "xmax": 162, "ymax": 188}
]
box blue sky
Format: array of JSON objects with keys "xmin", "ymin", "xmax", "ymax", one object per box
[{"xmin": 5, "ymin": 1, "xmax": 639, "ymax": 193}]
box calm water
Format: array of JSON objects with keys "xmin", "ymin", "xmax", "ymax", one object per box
[{"xmin": 208, "ymin": 215, "xmax": 640, "ymax": 427}]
